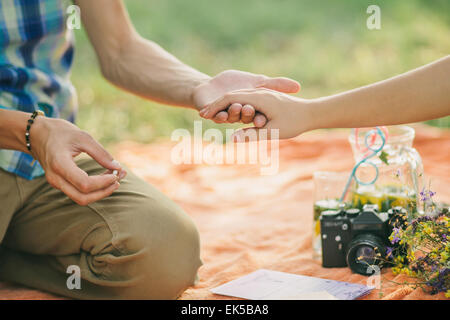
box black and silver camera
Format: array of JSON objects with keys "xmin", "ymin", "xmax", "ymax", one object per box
[{"xmin": 320, "ymin": 204, "xmax": 406, "ymax": 275}]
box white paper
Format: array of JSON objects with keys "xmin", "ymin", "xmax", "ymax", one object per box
[
  {"xmin": 210, "ymin": 269, "xmax": 371, "ymax": 300},
  {"xmin": 269, "ymin": 291, "xmax": 338, "ymax": 300}
]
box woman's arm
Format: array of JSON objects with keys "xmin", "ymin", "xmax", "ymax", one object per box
[
  {"xmin": 200, "ymin": 55, "xmax": 450, "ymax": 140},
  {"xmin": 312, "ymin": 55, "xmax": 450, "ymax": 129}
]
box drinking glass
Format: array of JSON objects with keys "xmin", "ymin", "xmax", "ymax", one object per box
[{"xmin": 312, "ymin": 171, "xmax": 352, "ymax": 260}]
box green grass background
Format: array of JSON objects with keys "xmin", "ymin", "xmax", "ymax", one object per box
[{"xmin": 72, "ymin": 0, "xmax": 450, "ymax": 147}]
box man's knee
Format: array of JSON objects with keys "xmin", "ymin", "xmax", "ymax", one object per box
[{"xmin": 88, "ymin": 197, "xmax": 202, "ymax": 299}]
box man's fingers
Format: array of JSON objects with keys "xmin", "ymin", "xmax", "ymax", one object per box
[
  {"xmin": 227, "ymin": 103, "xmax": 242, "ymax": 123},
  {"xmin": 200, "ymin": 91, "xmax": 260, "ymax": 120},
  {"xmin": 241, "ymin": 104, "xmax": 255, "ymax": 124},
  {"xmin": 103, "ymin": 168, "xmax": 127, "ymax": 180},
  {"xmin": 213, "ymin": 111, "xmax": 228, "ymax": 123},
  {"xmin": 254, "ymin": 112, "xmax": 267, "ymax": 128},
  {"xmin": 79, "ymin": 133, "xmax": 122, "ymax": 171},
  {"xmin": 54, "ymin": 157, "xmax": 118, "ymax": 193},
  {"xmin": 48, "ymin": 173, "xmax": 120, "ymax": 206},
  {"xmin": 259, "ymin": 77, "xmax": 301, "ymax": 93}
]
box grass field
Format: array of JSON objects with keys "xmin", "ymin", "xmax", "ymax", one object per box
[{"xmin": 71, "ymin": 0, "xmax": 450, "ymax": 146}]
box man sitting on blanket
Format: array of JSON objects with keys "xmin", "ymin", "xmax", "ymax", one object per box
[{"xmin": 0, "ymin": 0, "xmax": 300, "ymax": 299}]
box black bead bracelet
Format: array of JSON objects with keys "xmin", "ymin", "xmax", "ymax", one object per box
[{"xmin": 25, "ymin": 110, "xmax": 45, "ymax": 152}]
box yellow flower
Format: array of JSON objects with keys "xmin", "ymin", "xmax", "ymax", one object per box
[
  {"xmin": 446, "ymin": 290, "xmax": 450, "ymax": 299},
  {"xmin": 407, "ymin": 251, "xmax": 416, "ymax": 261},
  {"xmin": 404, "ymin": 268, "xmax": 413, "ymax": 276}
]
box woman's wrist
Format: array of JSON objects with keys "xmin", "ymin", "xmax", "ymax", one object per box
[
  {"xmin": 307, "ymin": 95, "xmax": 342, "ymax": 131},
  {"xmin": 292, "ymin": 97, "xmax": 331, "ymax": 133}
]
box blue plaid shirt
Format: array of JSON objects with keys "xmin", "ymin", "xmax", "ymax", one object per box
[{"xmin": 0, "ymin": 0, "xmax": 76, "ymax": 180}]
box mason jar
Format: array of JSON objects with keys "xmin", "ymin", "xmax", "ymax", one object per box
[{"xmin": 348, "ymin": 125, "xmax": 424, "ymax": 220}]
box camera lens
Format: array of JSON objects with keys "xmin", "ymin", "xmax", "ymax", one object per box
[
  {"xmin": 346, "ymin": 234, "xmax": 385, "ymax": 275},
  {"xmin": 355, "ymin": 246, "xmax": 376, "ymax": 264}
]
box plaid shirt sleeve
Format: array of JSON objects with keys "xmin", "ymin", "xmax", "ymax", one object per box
[{"xmin": 0, "ymin": 0, "xmax": 77, "ymax": 180}]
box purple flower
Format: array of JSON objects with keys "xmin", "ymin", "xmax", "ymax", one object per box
[
  {"xmin": 427, "ymin": 268, "xmax": 449, "ymax": 294},
  {"xmin": 386, "ymin": 247, "xmax": 393, "ymax": 259},
  {"xmin": 442, "ymin": 234, "xmax": 447, "ymax": 242},
  {"xmin": 420, "ymin": 192, "xmax": 427, "ymax": 202},
  {"xmin": 416, "ymin": 216, "xmax": 432, "ymax": 223},
  {"xmin": 391, "ymin": 228, "xmax": 401, "ymax": 244},
  {"xmin": 420, "ymin": 188, "xmax": 436, "ymax": 202}
]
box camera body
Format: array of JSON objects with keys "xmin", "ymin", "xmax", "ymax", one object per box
[{"xmin": 320, "ymin": 204, "xmax": 406, "ymax": 275}]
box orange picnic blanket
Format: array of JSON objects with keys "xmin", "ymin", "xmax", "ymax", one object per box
[{"xmin": 0, "ymin": 125, "xmax": 448, "ymax": 300}]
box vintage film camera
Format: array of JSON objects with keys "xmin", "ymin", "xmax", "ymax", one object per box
[{"xmin": 320, "ymin": 204, "xmax": 407, "ymax": 275}]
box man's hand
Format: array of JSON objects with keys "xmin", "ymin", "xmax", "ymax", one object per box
[
  {"xmin": 30, "ymin": 117, "xmax": 127, "ymax": 206},
  {"xmin": 193, "ymin": 70, "xmax": 300, "ymax": 127}
]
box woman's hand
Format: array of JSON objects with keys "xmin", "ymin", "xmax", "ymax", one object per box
[
  {"xmin": 199, "ymin": 88, "xmax": 317, "ymax": 140},
  {"xmin": 30, "ymin": 116, "xmax": 127, "ymax": 206}
]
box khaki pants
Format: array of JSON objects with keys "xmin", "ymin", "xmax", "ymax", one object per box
[{"xmin": 0, "ymin": 157, "xmax": 202, "ymax": 299}]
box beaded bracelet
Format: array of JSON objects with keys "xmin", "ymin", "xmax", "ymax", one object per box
[{"xmin": 25, "ymin": 110, "xmax": 45, "ymax": 152}]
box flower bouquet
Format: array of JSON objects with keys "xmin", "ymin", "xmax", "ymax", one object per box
[{"xmin": 386, "ymin": 189, "xmax": 449, "ymax": 297}]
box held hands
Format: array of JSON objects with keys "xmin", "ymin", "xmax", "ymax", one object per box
[
  {"xmin": 30, "ymin": 117, "xmax": 126, "ymax": 206},
  {"xmin": 199, "ymin": 88, "xmax": 316, "ymax": 140},
  {"xmin": 193, "ymin": 70, "xmax": 300, "ymax": 127},
  {"xmin": 31, "ymin": 70, "xmax": 300, "ymax": 205}
]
